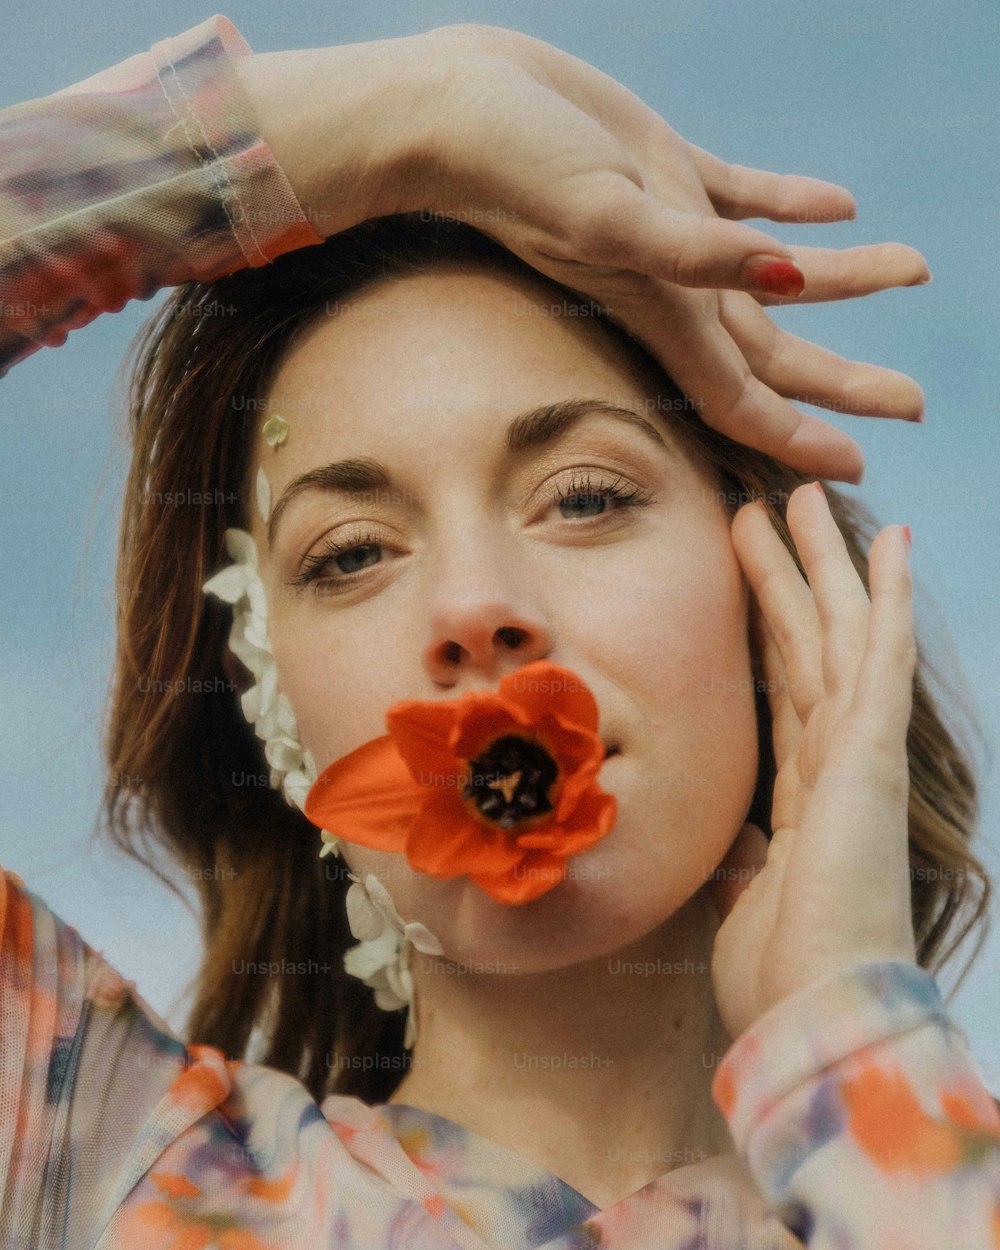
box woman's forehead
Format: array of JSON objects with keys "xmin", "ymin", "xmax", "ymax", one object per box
[{"xmin": 257, "ymin": 268, "xmax": 668, "ymax": 454}]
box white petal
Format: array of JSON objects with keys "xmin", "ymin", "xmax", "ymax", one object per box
[
  {"xmin": 245, "ymin": 575, "xmax": 268, "ymax": 624},
  {"xmin": 345, "ymin": 883, "xmax": 386, "ymax": 942},
  {"xmin": 272, "ymin": 693, "xmax": 299, "ymax": 738},
  {"xmin": 202, "ymin": 563, "xmax": 251, "ymax": 604},
  {"xmin": 404, "ymin": 922, "xmax": 445, "ymax": 956},
  {"xmin": 403, "ymin": 999, "xmax": 417, "ymax": 1049},
  {"xmin": 318, "ymin": 829, "xmax": 342, "ymax": 859},
  {"xmin": 384, "ymin": 961, "xmax": 412, "ymax": 1005},
  {"xmin": 243, "ymin": 614, "xmax": 270, "ymax": 653},
  {"xmin": 257, "ymin": 665, "xmax": 279, "ymax": 719},
  {"xmin": 225, "ymin": 527, "xmax": 258, "ymax": 567},
  {"xmin": 363, "ymin": 874, "xmax": 405, "ymax": 933},
  {"xmin": 241, "ymin": 682, "xmax": 263, "ymax": 724},
  {"xmin": 344, "ymin": 929, "xmax": 398, "ymax": 978},
  {"xmin": 281, "ymin": 769, "xmax": 312, "ymax": 811},
  {"xmin": 265, "ymin": 737, "xmax": 304, "ymax": 773},
  {"xmin": 374, "ymin": 984, "xmax": 408, "ymax": 1012},
  {"xmin": 255, "ymin": 468, "xmax": 272, "ymax": 525}
]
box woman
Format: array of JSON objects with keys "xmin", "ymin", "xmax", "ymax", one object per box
[{"xmin": 1, "ymin": 16, "xmax": 994, "ymax": 1250}]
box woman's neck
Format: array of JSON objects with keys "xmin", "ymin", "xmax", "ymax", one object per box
[{"xmin": 385, "ymin": 887, "xmax": 737, "ymax": 1211}]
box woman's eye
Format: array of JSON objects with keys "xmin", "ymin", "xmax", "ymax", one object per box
[
  {"xmin": 549, "ymin": 471, "xmax": 653, "ymax": 521},
  {"xmin": 288, "ymin": 528, "xmax": 386, "ymax": 591}
]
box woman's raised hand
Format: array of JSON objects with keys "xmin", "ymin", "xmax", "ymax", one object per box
[
  {"xmin": 238, "ymin": 23, "xmax": 930, "ymax": 484},
  {"xmin": 707, "ymin": 483, "xmax": 918, "ymax": 1041}
]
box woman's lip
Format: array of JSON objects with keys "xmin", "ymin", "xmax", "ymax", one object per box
[{"xmin": 602, "ymin": 742, "xmax": 621, "ymax": 759}]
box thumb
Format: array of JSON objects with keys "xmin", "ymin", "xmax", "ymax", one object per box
[{"xmin": 706, "ymin": 821, "xmax": 770, "ymax": 925}]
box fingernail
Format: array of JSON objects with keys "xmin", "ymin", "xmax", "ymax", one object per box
[
  {"xmin": 902, "ymin": 524, "xmax": 911, "ymax": 547},
  {"xmin": 812, "ymin": 480, "xmax": 825, "ymax": 496},
  {"xmin": 916, "ymin": 271, "xmax": 933, "ymax": 285},
  {"xmin": 743, "ymin": 256, "xmax": 805, "ymax": 298}
]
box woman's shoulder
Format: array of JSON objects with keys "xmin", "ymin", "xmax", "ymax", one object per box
[{"xmin": 0, "ymin": 866, "xmax": 397, "ymax": 1243}]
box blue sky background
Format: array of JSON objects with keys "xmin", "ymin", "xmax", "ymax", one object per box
[{"xmin": 2, "ymin": 0, "xmax": 998, "ymax": 1086}]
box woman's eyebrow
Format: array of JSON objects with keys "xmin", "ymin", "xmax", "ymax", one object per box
[{"xmin": 265, "ymin": 397, "xmax": 671, "ymax": 549}]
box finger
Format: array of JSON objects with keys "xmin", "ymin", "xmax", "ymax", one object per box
[
  {"xmin": 686, "ymin": 143, "xmax": 857, "ymax": 223},
  {"xmin": 752, "ymin": 243, "xmax": 931, "ymax": 304},
  {"xmin": 540, "ymin": 177, "xmax": 808, "ymax": 295},
  {"xmin": 749, "ymin": 593, "xmax": 804, "ymax": 767},
  {"xmin": 852, "ymin": 525, "xmax": 916, "ymax": 744},
  {"xmin": 589, "ymin": 281, "xmax": 866, "ymax": 482},
  {"xmin": 706, "ymin": 821, "xmax": 771, "ymax": 926},
  {"xmin": 784, "ymin": 482, "xmax": 872, "ymax": 703},
  {"xmin": 731, "ymin": 500, "xmax": 825, "ymax": 723},
  {"xmin": 719, "ymin": 291, "xmax": 926, "ymax": 423}
]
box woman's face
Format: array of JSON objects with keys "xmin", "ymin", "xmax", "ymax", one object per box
[{"xmin": 247, "ymin": 263, "xmax": 759, "ymax": 970}]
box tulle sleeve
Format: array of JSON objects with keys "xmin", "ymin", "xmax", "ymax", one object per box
[
  {"xmin": 0, "ymin": 13, "xmax": 323, "ymax": 379},
  {"xmin": 0, "ymin": 865, "xmax": 201, "ymax": 1245}
]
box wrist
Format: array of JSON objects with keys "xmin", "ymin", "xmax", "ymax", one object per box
[{"xmin": 233, "ymin": 38, "xmax": 442, "ymax": 239}]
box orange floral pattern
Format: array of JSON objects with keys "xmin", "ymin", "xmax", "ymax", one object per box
[{"xmin": 304, "ymin": 660, "xmax": 618, "ymax": 904}]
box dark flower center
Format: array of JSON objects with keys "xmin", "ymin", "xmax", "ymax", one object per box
[{"xmin": 462, "ymin": 734, "xmax": 559, "ymax": 829}]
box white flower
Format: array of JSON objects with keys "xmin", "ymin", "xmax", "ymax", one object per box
[
  {"xmin": 201, "ymin": 528, "xmax": 322, "ymax": 820},
  {"xmin": 255, "ymin": 467, "xmax": 272, "ymax": 525},
  {"xmin": 343, "ymin": 872, "xmax": 445, "ymax": 1048},
  {"xmin": 202, "ymin": 527, "xmax": 450, "ymax": 1045}
]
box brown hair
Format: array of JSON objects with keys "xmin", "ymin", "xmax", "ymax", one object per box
[{"xmin": 98, "ymin": 211, "xmax": 993, "ymax": 1107}]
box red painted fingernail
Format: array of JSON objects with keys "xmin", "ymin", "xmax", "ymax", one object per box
[
  {"xmin": 812, "ymin": 480, "xmax": 825, "ymax": 496},
  {"xmin": 902, "ymin": 524, "xmax": 911, "ymax": 547},
  {"xmin": 744, "ymin": 256, "xmax": 806, "ymax": 297}
]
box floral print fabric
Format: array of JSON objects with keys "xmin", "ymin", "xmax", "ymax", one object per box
[{"xmin": 3, "ymin": 862, "xmax": 999, "ymax": 1248}]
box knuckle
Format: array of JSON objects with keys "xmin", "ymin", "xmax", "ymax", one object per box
[{"xmin": 566, "ymin": 176, "xmax": 645, "ymax": 261}]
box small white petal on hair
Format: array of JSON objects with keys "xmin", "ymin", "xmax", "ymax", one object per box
[{"xmin": 255, "ymin": 467, "xmax": 272, "ymax": 525}]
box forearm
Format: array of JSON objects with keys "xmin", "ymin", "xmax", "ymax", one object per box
[{"xmin": 0, "ymin": 15, "xmax": 321, "ymax": 378}]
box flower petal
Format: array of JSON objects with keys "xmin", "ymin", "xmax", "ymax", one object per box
[
  {"xmin": 304, "ymin": 735, "xmax": 425, "ymax": 852},
  {"xmin": 202, "ymin": 563, "xmax": 252, "ymax": 604},
  {"xmin": 468, "ymin": 850, "xmax": 569, "ymax": 905},
  {"xmin": 282, "ymin": 769, "xmax": 313, "ymax": 812},
  {"xmin": 265, "ymin": 737, "xmax": 305, "ymax": 773},
  {"xmin": 384, "ymin": 698, "xmax": 464, "ymax": 783},
  {"xmin": 225, "ymin": 527, "xmax": 259, "ymax": 567},
  {"xmin": 518, "ymin": 786, "xmax": 617, "ymax": 853},
  {"xmin": 255, "ymin": 467, "xmax": 272, "ymax": 525},
  {"xmin": 498, "ymin": 659, "xmax": 600, "ymax": 736},
  {"xmin": 363, "ymin": 874, "xmax": 406, "ymax": 932},
  {"xmin": 345, "ymin": 882, "xmax": 387, "ymax": 942},
  {"xmin": 404, "ymin": 922, "xmax": 444, "ymax": 955},
  {"xmin": 402, "ymin": 792, "xmax": 504, "ymax": 878}
]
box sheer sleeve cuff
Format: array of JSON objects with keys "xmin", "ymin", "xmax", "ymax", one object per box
[{"xmin": 149, "ymin": 14, "xmax": 324, "ymax": 268}]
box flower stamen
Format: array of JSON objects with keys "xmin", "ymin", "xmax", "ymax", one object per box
[{"xmin": 462, "ymin": 734, "xmax": 558, "ymax": 829}]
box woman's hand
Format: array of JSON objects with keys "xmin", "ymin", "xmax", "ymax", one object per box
[
  {"xmin": 707, "ymin": 482, "xmax": 918, "ymax": 1042},
  {"xmin": 237, "ymin": 23, "xmax": 929, "ymax": 484}
]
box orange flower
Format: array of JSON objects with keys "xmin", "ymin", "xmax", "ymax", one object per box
[{"xmin": 304, "ymin": 660, "xmax": 617, "ymax": 905}]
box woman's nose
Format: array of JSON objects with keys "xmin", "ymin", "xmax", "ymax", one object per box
[{"xmin": 422, "ymin": 534, "xmax": 552, "ymax": 683}]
